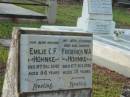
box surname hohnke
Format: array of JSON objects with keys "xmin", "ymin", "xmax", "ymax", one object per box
[{"xmin": 31, "ymin": 56, "xmax": 56, "ymax": 63}]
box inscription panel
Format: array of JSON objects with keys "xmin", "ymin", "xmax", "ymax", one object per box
[
  {"xmin": 20, "ymin": 34, "xmax": 92, "ymax": 93},
  {"xmin": 88, "ymin": 0, "xmax": 112, "ymax": 14},
  {"xmin": 87, "ymin": 20, "xmax": 115, "ymax": 33}
]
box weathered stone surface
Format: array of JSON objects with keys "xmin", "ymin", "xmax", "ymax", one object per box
[
  {"xmin": 88, "ymin": 0, "xmax": 112, "ymax": 14},
  {"xmin": 20, "ymin": 34, "xmax": 92, "ymax": 93},
  {"xmin": 2, "ymin": 28, "xmax": 19, "ymax": 97},
  {"xmin": 77, "ymin": 0, "xmax": 115, "ymax": 34},
  {"xmin": 77, "ymin": 18, "xmax": 115, "ymax": 34},
  {"xmin": 2, "ymin": 27, "xmax": 92, "ymax": 97}
]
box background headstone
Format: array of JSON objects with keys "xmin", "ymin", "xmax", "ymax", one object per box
[
  {"xmin": 47, "ymin": 0, "xmax": 57, "ymax": 24},
  {"xmin": 77, "ymin": 0, "xmax": 115, "ymax": 34}
]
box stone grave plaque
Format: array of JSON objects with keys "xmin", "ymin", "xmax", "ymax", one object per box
[
  {"xmin": 20, "ymin": 33, "xmax": 92, "ymax": 93},
  {"xmin": 87, "ymin": 20, "xmax": 115, "ymax": 33},
  {"xmin": 88, "ymin": 0, "xmax": 112, "ymax": 14}
]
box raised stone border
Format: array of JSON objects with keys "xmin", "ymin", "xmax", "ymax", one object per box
[{"xmin": 93, "ymin": 36, "xmax": 130, "ymax": 78}]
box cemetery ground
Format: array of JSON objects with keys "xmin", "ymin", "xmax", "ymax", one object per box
[{"xmin": 0, "ymin": 3, "xmax": 130, "ymax": 97}]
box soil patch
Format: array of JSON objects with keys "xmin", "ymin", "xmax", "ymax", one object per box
[{"xmin": 93, "ymin": 64, "xmax": 130, "ymax": 85}]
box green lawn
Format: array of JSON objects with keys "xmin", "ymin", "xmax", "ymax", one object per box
[
  {"xmin": 93, "ymin": 65, "xmax": 124, "ymax": 97},
  {"xmin": 0, "ymin": 75, "xmax": 4, "ymax": 96},
  {"xmin": 0, "ymin": 46, "xmax": 8, "ymax": 64},
  {"xmin": 113, "ymin": 7, "xmax": 130, "ymax": 26},
  {"xmin": 0, "ymin": 4, "xmax": 130, "ymax": 97}
]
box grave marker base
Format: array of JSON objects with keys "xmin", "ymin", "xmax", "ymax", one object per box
[{"xmin": 77, "ymin": 17, "xmax": 115, "ymax": 34}]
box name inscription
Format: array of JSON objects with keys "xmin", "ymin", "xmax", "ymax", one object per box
[{"xmin": 20, "ymin": 34, "xmax": 92, "ymax": 93}]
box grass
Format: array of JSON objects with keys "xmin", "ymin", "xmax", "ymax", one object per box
[
  {"xmin": 0, "ymin": 46, "xmax": 6, "ymax": 96},
  {"xmin": 1, "ymin": 6, "xmax": 130, "ymax": 38},
  {"xmin": 113, "ymin": 7, "xmax": 130, "ymax": 26},
  {"xmin": 0, "ymin": 3, "xmax": 130, "ymax": 97},
  {"xmin": 93, "ymin": 66, "xmax": 123, "ymax": 97},
  {"xmin": 0, "ymin": 4, "xmax": 81, "ymax": 38},
  {"xmin": 0, "ymin": 46, "xmax": 8, "ymax": 64},
  {"xmin": 56, "ymin": 4, "xmax": 81, "ymax": 26},
  {"xmin": 0, "ymin": 21, "xmax": 43, "ymax": 38},
  {"xmin": 0, "ymin": 75, "xmax": 4, "ymax": 96}
]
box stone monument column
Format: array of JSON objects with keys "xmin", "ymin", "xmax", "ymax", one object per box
[
  {"xmin": 77, "ymin": 0, "xmax": 115, "ymax": 34},
  {"xmin": 47, "ymin": 0, "xmax": 57, "ymax": 24}
]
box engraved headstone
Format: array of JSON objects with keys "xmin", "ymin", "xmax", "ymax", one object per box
[
  {"xmin": 2, "ymin": 27, "xmax": 93, "ymax": 97},
  {"xmin": 20, "ymin": 34, "xmax": 92, "ymax": 93}
]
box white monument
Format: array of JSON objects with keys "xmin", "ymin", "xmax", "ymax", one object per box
[
  {"xmin": 77, "ymin": 0, "xmax": 115, "ymax": 34},
  {"xmin": 76, "ymin": 0, "xmax": 130, "ymax": 77}
]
